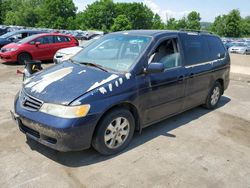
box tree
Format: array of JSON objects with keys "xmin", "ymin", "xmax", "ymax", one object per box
[
  {"xmin": 224, "ymin": 9, "xmax": 242, "ymax": 37},
  {"xmin": 152, "ymin": 14, "xmax": 165, "ymax": 29},
  {"xmin": 241, "ymin": 16, "xmax": 250, "ymax": 37},
  {"xmin": 176, "ymin": 17, "xmax": 187, "ymax": 30},
  {"xmin": 186, "ymin": 11, "xmax": 201, "ymax": 30},
  {"xmin": 36, "ymin": 0, "xmax": 77, "ymax": 29},
  {"xmin": 78, "ymin": 0, "xmax": 116, "ymax": 30},
  {"xmin": 211, "ymin": 15, "xmax": 227, "ymax": 36},
  {"xmin": 1, "ymin": 0, "xmax": 17, "ymax": 25},
  {"xmin": 111, "ymin": 15, "xmax": 132, "ymax": 31},
  {"xmin": 166, "ymin": 18, "xmax": 177, "ymax": 30},
  {"xmin": 115, "ymin": 2, "xmax": 154, "ymax": 29}
]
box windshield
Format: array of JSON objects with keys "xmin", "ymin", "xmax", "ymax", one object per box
[
  {"xmin": 0, "ymin": 31, "xmax": 17, "ymax": 38},
  {"xmin": 71, "ymin": 34, "xmax": 151, "ymax": 72},
  {"xmin": 16, "ymin": 34, "xmax": 39, "ymax": 44}
]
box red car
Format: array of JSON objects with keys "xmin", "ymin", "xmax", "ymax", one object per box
[{"xmin": 0, "ymin": 33, "xmax": 79, "ymax": 64}]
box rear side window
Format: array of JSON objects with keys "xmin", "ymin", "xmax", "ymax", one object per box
[
  {"xmin": 54, "ymin": 36, "xmax": 71, "ymax": 43},
  {"xmin": 206, "ymin": 36, "xmax": 226, "ymax": 60},
  {"xmin": 34, "ymin": 36, "xmax": 54, "ymax": 44},
  {"xmin": 182, "ymin": 34, "xmax": 210, "ymax": 65}
]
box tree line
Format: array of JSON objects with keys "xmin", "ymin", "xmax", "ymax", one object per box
[{"xmin": 0, "ymin": 0, "xmax": 249, "ymax": 37}]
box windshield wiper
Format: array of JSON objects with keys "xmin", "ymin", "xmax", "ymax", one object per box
[{"xmin": 79, "ymin": 62, "xmax": 108, "ymax": 72}]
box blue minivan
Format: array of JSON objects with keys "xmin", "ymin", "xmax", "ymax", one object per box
[{"xmin": 11, "ymin": 30, "xmax": 230, "ymax": 155}]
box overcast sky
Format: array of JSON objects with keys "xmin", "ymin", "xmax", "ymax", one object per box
[{"xmin": 73, "ymin": 0, "xmax": 250, "ymax": 22}]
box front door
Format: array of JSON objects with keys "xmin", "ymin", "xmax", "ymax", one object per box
[
  {"xmin": 29, "ymin": 35, "xmax": 54, "ymax": 60},
  {"xmin": 141, "ymin": 37, "xmax": 186, "ymax": 126}
]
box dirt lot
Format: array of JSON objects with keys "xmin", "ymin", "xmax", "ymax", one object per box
[{"xmin": 0, "ymin": 54, "xmax": 250, "ymax": 188}]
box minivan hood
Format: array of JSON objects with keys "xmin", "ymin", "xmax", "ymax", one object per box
[{"xmin": 23, "ymin": 61, "xmax": 120, "ymax": 105}]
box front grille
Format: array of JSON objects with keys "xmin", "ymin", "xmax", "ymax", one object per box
[{"xmin": 20, "ymin": 90, "xmax": 43, "ymax": 111}]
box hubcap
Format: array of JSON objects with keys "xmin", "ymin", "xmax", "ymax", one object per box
[
  {"xmin": 104, "ymin": 117, "xmax": 130, "ymax": 149},
  {"xmin": 211, "ymin": 86, "xmax": 220, "ymax": 106}
]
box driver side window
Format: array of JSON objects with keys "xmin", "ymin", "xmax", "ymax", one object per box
[{"xmin": 151, "ymin": 38, "xmax": 181, "ymax": 69}]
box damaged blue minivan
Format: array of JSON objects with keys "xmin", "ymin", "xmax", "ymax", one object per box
[{"xmin": 11, "ymin": 30, "xmax": 230, "ymax": 155}]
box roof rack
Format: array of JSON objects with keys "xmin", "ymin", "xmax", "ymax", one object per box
[{"xmin": 179, "ymin": 29, "xmax": 212, "ymax": 34}]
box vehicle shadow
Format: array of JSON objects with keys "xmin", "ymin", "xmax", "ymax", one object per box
[{"xmin": 26, "ymin": 96, "xmax": 231, "ymax": 167}]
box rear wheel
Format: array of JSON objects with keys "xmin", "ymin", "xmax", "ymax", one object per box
[
  {"xmin": 17, "ymin": 53, "xmax": 32, "ymax": 65},
  {"xmin": 92, "ymin": 109, "xmax": 135, "ymax": 155},
  {"xmin": 204, "ymin": 82, "xmax": 222, "ymax": 109}
]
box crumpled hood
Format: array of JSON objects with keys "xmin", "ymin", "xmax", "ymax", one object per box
[
  {"xmin": 57, "ymin": 46, "xmax": 83, "ymax": 55},
  {"xmin": 23, "ymin": 61, "xmax": 120, "ymax": 105}
]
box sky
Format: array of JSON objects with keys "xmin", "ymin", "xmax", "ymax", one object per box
[{"xmin": 73, "ymin": 0, "xmax": 250, "ymax": 22}]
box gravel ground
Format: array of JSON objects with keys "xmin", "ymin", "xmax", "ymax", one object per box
[{"xmin": 0, "ymin": 54, "xmax": 250, "ymax": 188}]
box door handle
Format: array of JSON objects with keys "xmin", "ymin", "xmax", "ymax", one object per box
[{"xmin": 190, "ymin": 73, "xmax": 194, "ymax": 78}]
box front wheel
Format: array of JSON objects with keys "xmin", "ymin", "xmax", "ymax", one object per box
[
  {"xmin": 204, "ymin": 82, "xmax": 222, "ymax": 109},
  {"xmin": 92, "ymin": 109, "xmax": 135, "ymax": 155},
  {"xmin": 17, "ymin": 53, "xmax": 32, "ymax": 65}
]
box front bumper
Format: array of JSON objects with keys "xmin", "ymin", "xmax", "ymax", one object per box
[
  {"xmin": 0, "ymin": 52, "xmax": 17, "ymax": 62},
  {"xmin": 12, "ymin": 102, "xmax": 99, "ymax": 152}
]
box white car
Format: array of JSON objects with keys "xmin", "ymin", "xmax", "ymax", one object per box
[
  {"xmin": 53, "ymin": 37, "xmax": 101, "ymax": 64},
  {"xmin": 53, "ymin": 46, "xmax": 83, "ymax": 64},
  {"xmin": 228, "ymin": 43, "xmax": 250, "ymax": 55}
]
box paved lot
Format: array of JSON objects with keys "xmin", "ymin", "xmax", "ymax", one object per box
[{"xmin": 0, "ymin": 54, "xmax": 250, "ymax": 188}]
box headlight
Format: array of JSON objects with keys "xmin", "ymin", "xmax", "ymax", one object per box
[
  {"xmin": 40, "ymin": 103, "xmax": 90, "ymax": 118},
  {"xmin": 5, "ymin": 48, "xmax": 18, "ymax": 52}
]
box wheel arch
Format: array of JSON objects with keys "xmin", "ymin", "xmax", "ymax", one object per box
[
  {"xmin": 216, "ymin": 78, "xmax": 224, "ymax": 94},
  {"xmin": 17, "ymin": 51, "xmax": 33, "ymax": 59},
  {"xmin": 94, "ymin": 102, "xmax": 141, "ymax": 135}
]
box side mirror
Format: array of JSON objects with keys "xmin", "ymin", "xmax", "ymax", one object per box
[
  {"xmin": 35, "ymin": 42, "xmax": 41, "ymax": 47},
  {"xmin": 144, "ymin": 62, "xmax": 164, "ymax": 74}
]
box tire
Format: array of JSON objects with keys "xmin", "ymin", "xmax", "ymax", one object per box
[
  {"xmin": 204, "ymin": 82, "xmax": 222, "ymax": 109},
  {"xmin": 92, "ymin": 108, "xmax": 135, "ymax": 155},
  {"xmin": 17, "ymin": 53, "xmax": 32, "ymax": 65}
]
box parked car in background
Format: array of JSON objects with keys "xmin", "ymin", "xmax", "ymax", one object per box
[
  {"xmin": 0, "ymin": 33, "xmax": 79, "ymax": 64},
  {"xmin": 223, "ymin": 42, "xmax": 235, "ymax": 50},
  {"xmin": 53, "ymin": 36, "xmax": 101, "ymax": 64},
  {"xmin": 228, "ymin": 42, "xmax": 250, "ymax": 54},
  {"xmin": 0, "ymin": 30, "xmax": 46, "ymax": 48},
  {"xmin": 11, "ymin": 30, "xmax": 230, "ymax": 155}
]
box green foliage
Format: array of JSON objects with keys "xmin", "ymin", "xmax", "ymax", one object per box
[
  {"xmin": 186, "ymin": 11, "xmax": 201, "ymax": 30},
  {"xmin": 166, "ymin": 11, "xmax": 201, "ymax": 31},
  {"xmin": 176, "ymin": 17, "xmax": 187, "ymax": 29},
  {"xmin": 78, "ymin": 0, "xmax": 116, "ymax": 30},
  {"xmin": 211, "ymin": 15, "xmax": 227, "ymax": 36},
  {"xmin": 152, "ymin": 14, "xmax": 165, "ymax": 29},
  {"xmin": 211, "ymin": 9, "xmax": 246, "ymax": 37},
  {"xmin": 165, "ymin": 18, "xmax": 177, "ymax": 30},
  {"xmin": 115, "ymin": 2, "xmax": 154, "ymax": 29},
  {"xmin": 36, "ymin": 0, "xmax": 77, "ymax": 29},
  {"xmin": 111, "ymin": 15, "xmax": 132, "ymax": 31},
  {"xmin": 224, "ymin": 9, "xmax": 242, "ymax": 37},
  {"xmin": 0, "ymin": 0, "xmax": 249, "ymax": 37},
  {"xmin": 241, "ymin": 16, "xmax": 250, "ymax": 37}
]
